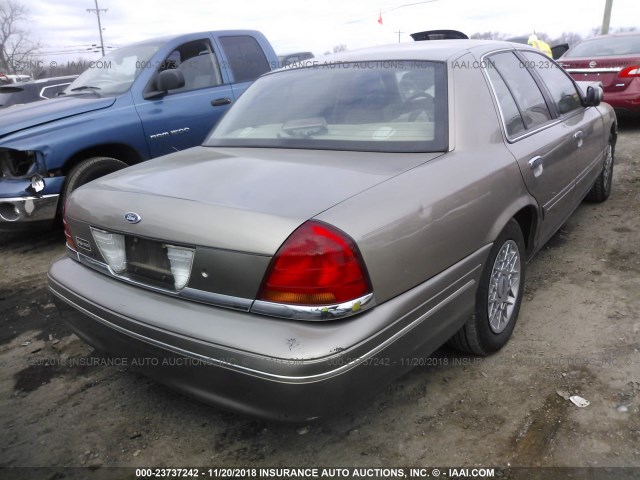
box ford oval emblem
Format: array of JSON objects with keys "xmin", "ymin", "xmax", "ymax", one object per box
[
  {"xmin": 589, "ymin": 61, "xmax": 597, "ymax": 68},
  {"xmin": 124, "ymin": 212, "xmax": 142, "ymax": 224}
]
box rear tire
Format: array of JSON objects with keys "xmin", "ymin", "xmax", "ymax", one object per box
[
  {"xmin": 448, "ymin": 219, "xmax": 526, "ymax": 355},
  {"xmin": 585, "ymin": 135, "xmax": 614, "ymax": 203},
  {"xmin": 62, "ymin": 157, "xmax": 128, "ymax": 207}
]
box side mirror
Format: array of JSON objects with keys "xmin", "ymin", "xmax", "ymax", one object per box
[
  {"xmin": 551, "ymin": 43, "xmax": 569, "ymax": 60},
  {"xmin": 584, "ymin": 85, "xmax": 603, "ymax": 107},
  {"xmin": 143, "ymin": 69, "xmax": 185, "ymax": 99}
]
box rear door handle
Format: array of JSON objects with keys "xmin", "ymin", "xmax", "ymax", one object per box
[
  {"xmin": 528, "ymin": 156, "xmax": 543, "ymax": 169},
  {"xmin": 211, "ymin": 97, "xmax": 232, "ymax": 107},
  {"xmin": 574, "ymin": 130, "xmax": 584, "ymax": 147}
]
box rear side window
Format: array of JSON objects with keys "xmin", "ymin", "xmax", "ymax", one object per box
[
  {"xmin": 520, "ymin": 51, "xmax": 581, "ymax": 115},
  {"xmin": 486, "ymin": 52, "xmax": 552, "ymax": 131},
  {"xmin": 218, "ymin": 35, "xmax": 271, "ymax": 83},
  {"xmin": 40, "ymin": 83, "xmax": 71, "ymax": 99},
  {"xmin": 485, "ymin": 67, "xmax": 525, "ymax": 137}
]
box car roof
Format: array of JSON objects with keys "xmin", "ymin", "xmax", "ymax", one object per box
[
  {"xmin": 313, "ymin": 39, "xmax": 535, "ymax": 64},
  {"xmin": 576, "ymin": 32, "xmax": 640, "ymax": 42}
]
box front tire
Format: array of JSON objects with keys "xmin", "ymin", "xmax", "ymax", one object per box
[
  {"xmin": 449, "ymin": 219, "xmax": 526, "ymax": 355},
  {"xmin": 62, "ymin": 157, "xmax": 128, "ymax": 206},
  {"xmin": 585, "ymin": 135, "xmax": 614, "ymax": 203}
]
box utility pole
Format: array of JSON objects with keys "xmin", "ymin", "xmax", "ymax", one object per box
[
  {"xmin": 601, "ymin": 0, "xmax": 613, "ymax": 34},
  {"xmin": 394, "ymin": 30, "xmax": 404, "ymax": 43},
  {"xmin": 87, "ymin": 0, "xmax": 108, "ymax": 56}
]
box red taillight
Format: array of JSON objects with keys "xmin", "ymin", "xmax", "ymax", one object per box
[
  {"xmin": 63, "ymin": 200, "xmax": 76, "ymax": 250},
  {"xmin": 258, "ymin": 221, "xmax": 371, "ymax": 305},
  {"xmin": 618, "ymin": 66, "xmax": 640, "ymax": 78}
]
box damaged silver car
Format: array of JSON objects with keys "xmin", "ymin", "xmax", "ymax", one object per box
[{"xmin": 49, "ymin": 40, "xmax": 616, "ymax": 421}]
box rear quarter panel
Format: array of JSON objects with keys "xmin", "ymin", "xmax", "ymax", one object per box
[{"xmin": 316, "ymin": 52, "xmax": 537, "ymax": 303}]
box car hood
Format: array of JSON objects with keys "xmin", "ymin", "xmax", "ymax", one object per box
[
  {"xmin": 67, "ymin": 146, "xmax": 443, "ymax": 255},
  {"xmin": 0, "ymin": 95, "xmax": 116, "ymax": 139}
]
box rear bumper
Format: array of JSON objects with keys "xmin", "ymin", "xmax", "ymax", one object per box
[
  {"xmin": 604, "ymin": 80, "xmax": 640, "ymax": 114},
  {"xmin": 569, "ymin": 73, "xmax": 640, "ymax": 113},
  {"xmin": 48, "ymin": 246, "xmax": 488, "ymax": 421},
  {"xmin": 0, "ymin": 194, "xmax": 59, "ymax": 231}
]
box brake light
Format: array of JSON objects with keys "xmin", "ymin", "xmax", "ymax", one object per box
[
  {"xmin": 62, "ymin": 200, "xmax": 76, "ymax": 250},
  {"xmin": 618, "ymin": 66, "xmax": 640, "ymax": 78},
  {"xmin": 258, "ymin": 221, "xmax": 371, "ymax": 305}
]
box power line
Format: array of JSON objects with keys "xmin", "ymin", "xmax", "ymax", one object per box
[
  {"xmin": 345, "ymin": 0, "xmax": 440, "ymax": 24},
  {"xmin": 86, "ymin": 0, "xmax": 108, "ymax": 56}
]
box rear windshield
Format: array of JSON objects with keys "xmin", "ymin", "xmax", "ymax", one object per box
[
  {"xmin": 206, "ymin": 61, "xmax": 448, "ymax": 153},
  {"xmin": 564, "ymin": 35, "xmax": 640, "ymax": 58}
]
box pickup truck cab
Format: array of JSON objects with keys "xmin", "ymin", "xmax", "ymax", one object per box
[{"xmin": 0, "ymin": 30, "xmax": 278, "ymax": 230}]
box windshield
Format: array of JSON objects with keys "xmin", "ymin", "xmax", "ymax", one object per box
[
  {"xmin": 206, "ymin": 61, "xmax": 447, "ymax": 153},
  {"xmin": 65, "ymin": 42, "xmax": 162, "ymax": 96},
  {"xmin": 564, "ymin": 35, "xmax": 640, "ymax": 58}
]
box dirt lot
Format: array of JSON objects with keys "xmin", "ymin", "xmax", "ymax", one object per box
[{"xmin": 1, "ymin": 119, "xmax": 639, "ymax": 479}]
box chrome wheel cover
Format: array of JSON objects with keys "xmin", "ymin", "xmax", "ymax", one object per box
[{"xmin": 488, "ymin": 240, "xmax": 521, "ymax": 334}]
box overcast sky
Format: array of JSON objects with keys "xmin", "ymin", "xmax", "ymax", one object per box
[{"xmin": 25, "ymin": 0, "xmax": 640, "ymax": 62}]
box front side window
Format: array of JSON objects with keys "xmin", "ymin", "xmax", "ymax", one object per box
[
  {"xmin": 486, "ymin": 52, "xmax": 552, "ymax": 131},
  {"xmin": 206, "ymin": 61, "xmax": 448, "ymax": 153},
  {"xmin": 157, "ymin": 39, "xmax": 223, "ymax": 94},
  {"xmin": 520, "ymin": 51, "xmax": 582, "ymax": 115}
]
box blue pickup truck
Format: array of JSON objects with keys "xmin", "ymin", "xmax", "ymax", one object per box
[{"xmin": 0, "ymin": 30, "xmax": 278, "ymax": 230}]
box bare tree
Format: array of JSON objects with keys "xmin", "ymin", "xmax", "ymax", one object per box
[
  {"xmin": 533, "ymin": 31, "xmax": 552, "ymax": 43},
  {"xmin": 0, "ymin": 0, "xmax": 41, "ymax": 74},
  {"xmin": 470, "ymin": 32, "xmax": 507, "ymax": 40},
  {"xmin": 332, "ymin": 44, "xmax": 347, "ymax": 53},
  {"xmin": 553, "ymin": 32, "xmax": 583, "ymax": 46}
]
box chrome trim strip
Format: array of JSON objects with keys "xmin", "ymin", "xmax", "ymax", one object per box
[
  {"xmin": 49, "ymin": 275, "xmax": 475, "ymax": 384},
  {"xmin": 250, "ymin": 293, "xmax": 376, "ymax": 321},
  {"xmin": 544, "ymin": 179, "xmax": 574, "ymax": 212},
  {"xmin": 575, "ymin": 148, "xmax": 605, "ymax": 191},
  {"xmin": 72, "ymin": 241, "xmax": 372, "ymax": 319},
  {"xmin": 0, "ymin": 194, "xmax": 59, "ymax": 223},
  {"xmin": 74, "ymin": 250, "xmax": 251, "ymax": 312},
  {"xmin": 565, "ymin": 67, "xmax": 622, "ymax": 74},
  {"xmin": 0, "ymin": 194, "xmax": 59, "ymax": 202},
  {"xmin": 181, "ymin": 288, "xmax": 252, "ymax": 311}
]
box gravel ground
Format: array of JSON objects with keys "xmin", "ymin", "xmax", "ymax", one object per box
[{"xmin": 1, "ymin": 118, "xmax": 639, "ymax": 479}]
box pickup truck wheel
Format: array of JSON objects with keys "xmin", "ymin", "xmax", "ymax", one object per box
[
  {"xmin": 584, "ymin": 136, "xmax": 614, "ymax": 202},
  {"xmin": 448, "ymin": 219, "xmax": 526, "ymax": 355},
  {"xmin": 62, "ymin": 157, "xmax": 128, "ymax": 205}
]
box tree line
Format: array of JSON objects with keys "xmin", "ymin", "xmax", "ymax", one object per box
[{"xmin": 1, "ymin": 0, "xmax": 638, "ymax": 80}]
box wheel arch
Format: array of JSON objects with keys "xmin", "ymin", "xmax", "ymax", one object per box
[
  {"xmin": 61, "ymin": 143, "xmax": 145, "ymax": 176},
  {"xmin": 512, "ymin": 205, "xmax": 539, "ymax": 259},
  {"xmin": 487, "ymin": 199, "xmax": 540, "ymax": 261}
]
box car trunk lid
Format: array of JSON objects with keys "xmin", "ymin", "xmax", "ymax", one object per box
[
  {"xmin": 560, "ymin": 56, "xmax": 640, "ymax": 92},
  {"xmin": 67, "ymin": 146, "xmax": 443, "ymax": 256}
]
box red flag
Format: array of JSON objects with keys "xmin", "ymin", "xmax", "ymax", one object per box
[{"xmin": 378, "ymin": 11, "xmax": 383, "ymax": 25}]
